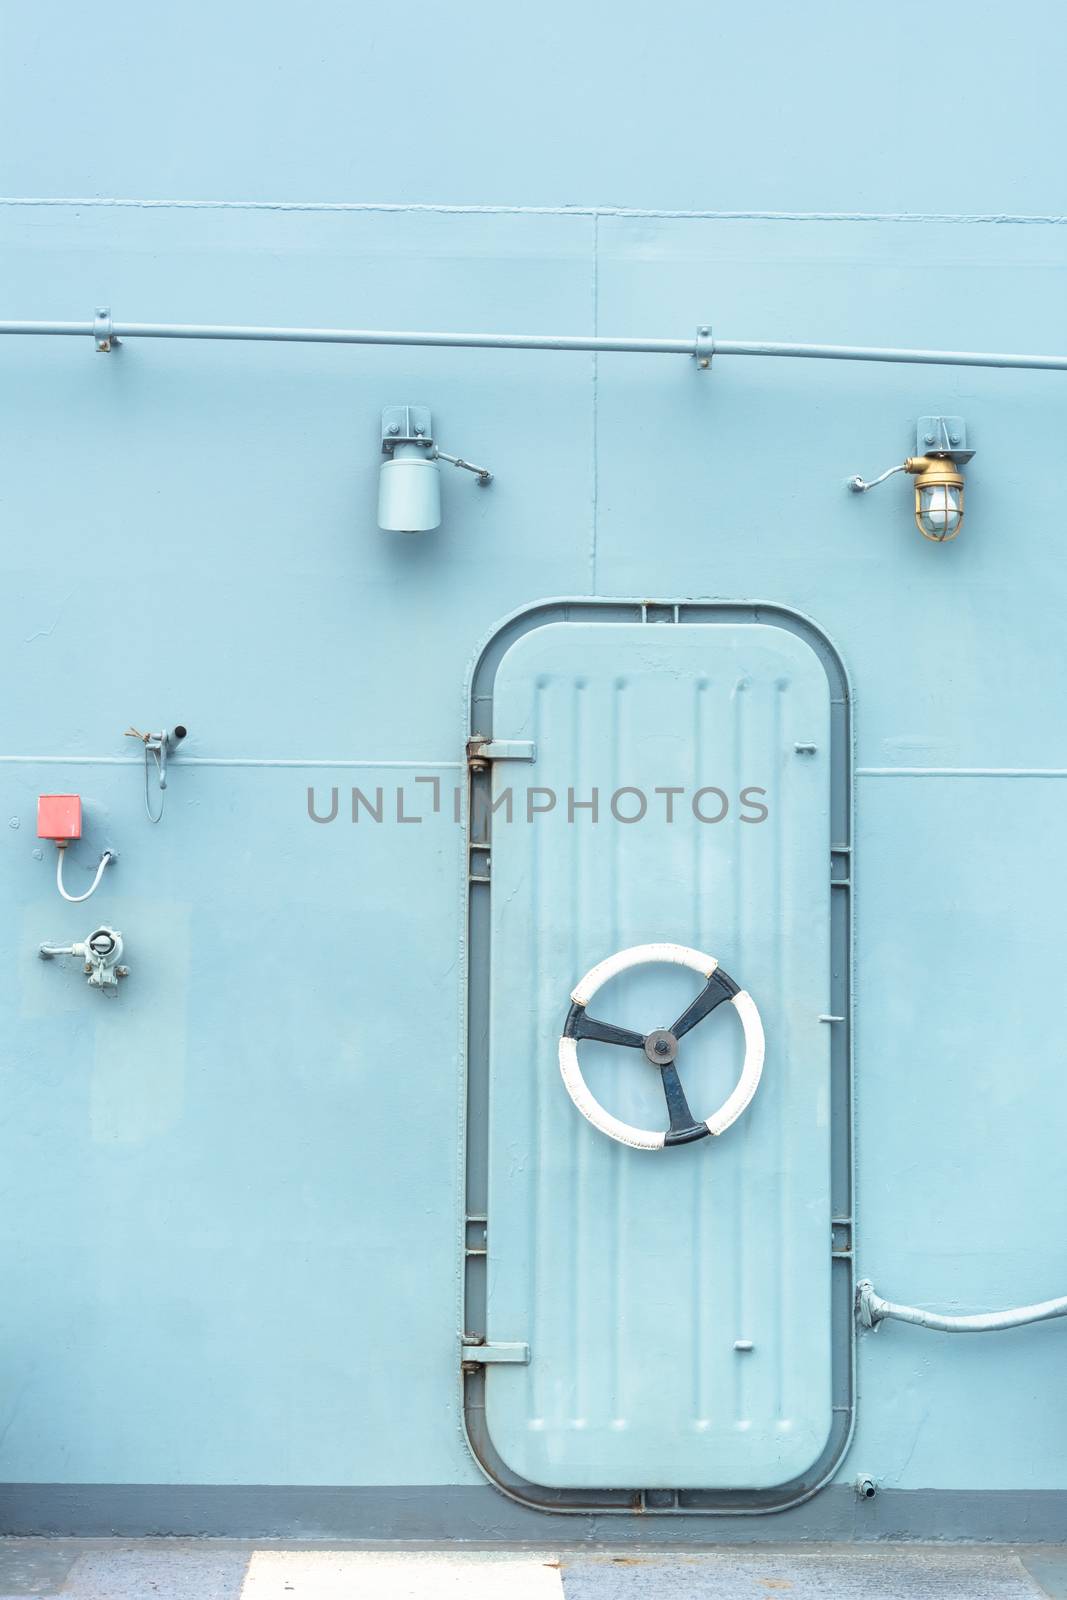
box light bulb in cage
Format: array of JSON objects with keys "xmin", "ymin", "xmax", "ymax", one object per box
[
  {"xmin": 909, "ymin": 456, "xmax": 964, "ymax": 542},
  {"xmin": 848, "ymin": 416, "xmax": 974, "ymax": 543}
]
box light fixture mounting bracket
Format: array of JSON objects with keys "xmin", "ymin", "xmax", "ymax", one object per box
[
  {"xmin": 381, "ymin": 404, "xmax": 434, "ymax": 454},
  {"xmin": 916, "ymin": 415, "xmax": 974, "ymax": 464}
]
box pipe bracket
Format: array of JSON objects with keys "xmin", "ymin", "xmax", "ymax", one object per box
[
  {"xmin": 694, "ymin": 324, "xmax": 714, "ymax": 370},
  {"xmin": 94, "ymin": 307, "xmax": 118, "ymax": 354}
]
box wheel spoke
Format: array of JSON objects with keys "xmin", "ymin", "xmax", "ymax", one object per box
[
  {"xmin": 670, "ymin": 968, "xmax": 739, "ymax": 1040},
  {"xmin": 568, "ymin": 1008, "xmax": 646, "ymax": 1049},
  {"xmin": 658, "ymin": 1061, "xmax": 702, "ymax": 1136}
]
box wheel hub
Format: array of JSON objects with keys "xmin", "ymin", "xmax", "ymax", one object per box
[{"xmin": 643, "ymin": 1028, "xmax": 678, "ymax": 1065}]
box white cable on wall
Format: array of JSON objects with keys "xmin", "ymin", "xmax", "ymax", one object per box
[
  {"xmin": 56, "ymin": 847, "xmax": 113, "ymax": 904},
  {"xmin": 857, "ymin": 1279, "xmax": 1067, "ymax": 1334}
]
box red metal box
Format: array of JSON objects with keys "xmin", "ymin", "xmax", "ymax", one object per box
[{"xmin": 37, "ymin": 794, "xmax": 82, "ymax": 841}]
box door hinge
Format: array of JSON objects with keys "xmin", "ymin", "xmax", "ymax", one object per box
[
  {"xmin": 467, "ymin": 736, "xmax": 536, "ymax": 770},
  {"xmin": 460, "ymin": 1337, "xmax": 530, "ymax": 1365}
]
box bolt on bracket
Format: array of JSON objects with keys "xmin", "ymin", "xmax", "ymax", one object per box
[{"xmin": 381, "ymin": 404, "xmax": 433, "ymax": 452}]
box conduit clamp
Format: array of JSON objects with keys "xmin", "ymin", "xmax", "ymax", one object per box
[
  {"xmin": 694, "ymin": 324, "xmax": 715, "ymax": 370},
  {"xmin": 94, "ymin": 306, "xmax": 118, "ymax": 353}
]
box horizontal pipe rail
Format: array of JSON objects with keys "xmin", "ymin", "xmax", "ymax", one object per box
[
  {"xmin": 1, "ymin": 318, "xmax": 1067, "ymax": 371},
  {"xmin": 857, "ymin": 1278, "xmax": 1067, "ymax": 1333}
]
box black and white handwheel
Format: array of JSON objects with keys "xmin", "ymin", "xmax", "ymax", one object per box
[{"xmin": 558, "ymin": 943, "xmax": 765, "ymax": 1151}]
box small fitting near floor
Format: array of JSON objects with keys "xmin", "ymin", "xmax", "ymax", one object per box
[{"xmin": 855, "ymin": 1475, "xmax": 877, "ymax": 1500}]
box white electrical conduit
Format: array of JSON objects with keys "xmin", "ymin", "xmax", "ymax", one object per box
[
  {"xmin": 56, "ymin": 847, "xmax": 113, "ymax": 903},
  {"xmin": 857, "ymin": 1279, "xmax": 1067, "ymax": 1334}
]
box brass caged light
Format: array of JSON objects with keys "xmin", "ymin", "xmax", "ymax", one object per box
[{"xmin": 849, "ymin": 416, "xmax": 974, "ymax": 541}]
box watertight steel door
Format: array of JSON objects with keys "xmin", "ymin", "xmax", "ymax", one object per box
[{"xmin": 469, "ymin": 611, "xmax": 849, "ymax": 1501}]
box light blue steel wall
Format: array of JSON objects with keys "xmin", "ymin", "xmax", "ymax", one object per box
[{"xmin": 1, "ymin": 0, "xmax": 1067, "ymax": 1507}]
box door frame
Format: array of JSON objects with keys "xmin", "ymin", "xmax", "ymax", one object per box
[{"xmin": 460, "ymin": 598, "xmax": 855, "ymax": 1516}]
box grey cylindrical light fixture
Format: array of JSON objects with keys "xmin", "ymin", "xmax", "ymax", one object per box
[
  {"xmin": 378, "ymin": 442, "xmax": 442, "ymax": 533},
  {"xmin": 377, "ymin": 405, "xmax": 492, "ymax": 534},
  {"xmin": 378, "ymin": 405, "xmax": 440, "ymax": 534}
]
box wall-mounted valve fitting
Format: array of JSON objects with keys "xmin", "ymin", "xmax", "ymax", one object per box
[
  {"xmin": 378, "ymin": 405, "xmax": 492, "ymax": 533},
  {"xmin": 39, "ymin": 926, "xmax": 128, "ymax": 994}
]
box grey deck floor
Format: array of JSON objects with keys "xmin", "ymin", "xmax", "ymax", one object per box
[{"xmin": 1, "ymin": 1542, "xmax": 1066, "ymax": 1599}]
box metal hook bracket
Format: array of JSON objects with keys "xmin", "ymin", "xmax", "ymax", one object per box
[{"xmin": 124, "ymin": 725, "xmax": 187, "ymax": 822}]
